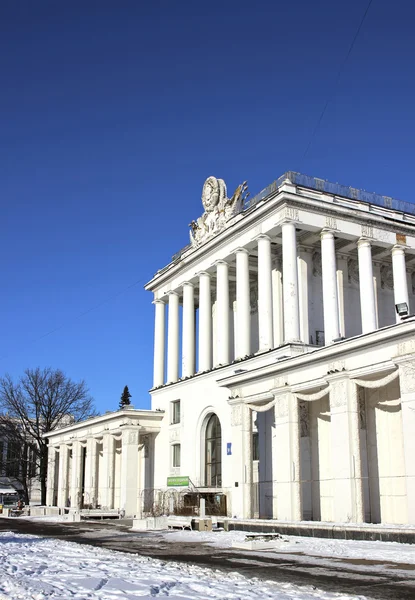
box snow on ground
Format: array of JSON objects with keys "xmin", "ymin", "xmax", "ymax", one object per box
[
  {"xmin": 163, "ymin": 529, "xmax": 415, "ymax": 565},
  {"xmin": 0, "ymin": 531, "xmax": 368, "ymax": 600}
]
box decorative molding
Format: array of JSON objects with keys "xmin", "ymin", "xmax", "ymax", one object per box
[
  {"xmin": 285, "ymin": 207, "xmax": 299, "ymax": 221},
  {"xmin": 169, "ymin": 428, "xmax": 180, "ymax": 442},
  {"xmin": 361, "ymin": 224, "xmax": 373, "ymax": 238},
  {"xmin": 231, "ymin": 404, "xmax": 242, "ymax": 426},
  {"xmin": 327, "ymin": 360, "xmax": 345, "ymax": 373},
  {"xmin": 325, "ymin": 216, "xmax": 337, "ymax": 230},
  {"xmin": 380, "ymin": 265, "xmax": 393, "ymax": 290},
  {"xmin": 299, "ymin": 401, "xmax": 309, "ymax": 437},
  {"xmin": 347, "ymin": 258, "xmax": 359, "ymax": 285},
  {"xmin": 312, "ymin": 251, "xmax": 322, "ymax": 277},
  {"xmin": 398, "ymin": 363, "xmax": 415, "ymax": 394},
  {"xmin": 274, "ymin": 394, "xmax": 289, "ymax": 418},
  {"xmin": 249, "ymin": 282, "xmax": 258, "ymax": 314},
  {"xmin": 330, "ymin": 380, "xmax": 347, "ymax": 408},
  {"xmin": 189, "ymin": 177, "xmax": 248, "ymax": 247},
  {"xmin": 358, "ymin": 388, "xmax": 366, "ymax": 430},
  {"xmin": 142, "ymin": 435, "xmax": 150, "ymax": 458},
  {"xmin": 397, "ymin": 340, "xmax": 415, "ymax": 357}
]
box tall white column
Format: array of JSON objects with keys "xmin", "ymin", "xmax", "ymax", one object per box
[
  {"xmin": 397, "ymin": 360, "xmax": 415, "ymax": 523},
  {"xmin": 297, "ymin": 247, "xmax": 312, "ymax": 344},
  {"xmin": 392, "ymin": 245, "xmax": 410, "ymax": 322},
  {"xmin": 242, "ymin": 404, "xmax": 253, "ymax": 519},
  {"xmin": 321, "ymin": 230, "xmax": 341, "ymax": 344},
  {"xmin": 69, "ymin": 441, "xmax": 82, "ymax": 509},
  {"xmin": 272, "ymin": 258, "xmax": 284, "ymax": 346},
  {"xmin": 120, "ymin": 428, "xmax": 140, "ymax": 517},
  {"xmin": 182, "ymin": 282, "xmax": 195, "ymax": 377},
  {"xmin": 336, "ymin": 254, "xmax": 347, "ymax": 338},
  {"xmin": 152, "ymin": 299, "xmax": 165, "ymax": 387},
  {"xmin": 101, "ymin": 434, "xmax": 115, "ymax": 509},
  {"xmin": 357, "ymin": 239, "xmax": 377, "ymax": 334},
  {"xmin": 57, "ymin": 445, "xmax": 69, "ymax": 507},
  {"xmin": 84, "ymin": 437, "xmax": 98, "ymax": 508},
  {"xmin": 257, "ymin": 236, "xmax": 273, "ymax": 351},
  {"xmin": 282, "ymin": 221, "xmax": 300, "ymax": 342},
  {"xmin": 198, "ymin": 272, "xmax": 212, "ymax": 371},
  {"xmin": 216, "ymin": 260, "xmax": 230, "ymax": 365},
  {"xmin": 46, "ymin": 446, "xmax": 58, "ymax": 506},
  {"xmin": 167, "ymin": 292, "xmax": 180, "ymax": 383},
  {"xmin": 235, "ymin": 248, "xmax": 251, "ymax": 358}
]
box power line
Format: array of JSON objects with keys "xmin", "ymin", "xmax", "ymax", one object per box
[
  {"xmin": 303, "ymin": 0, "xmax": 374, "ymax": 158},
  {"xmin": 0, "ymin": 274, "xmax": 149, "ymax": 361}
]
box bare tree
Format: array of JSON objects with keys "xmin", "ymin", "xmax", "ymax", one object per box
[{"xmin": 0, "ymin": 368, "xmax": 96, "ymax": 505}]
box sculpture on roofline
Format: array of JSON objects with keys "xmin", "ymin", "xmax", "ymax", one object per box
[{"xmin": 189, "ymin": 176, "xmax": 249, "ymax": 247}]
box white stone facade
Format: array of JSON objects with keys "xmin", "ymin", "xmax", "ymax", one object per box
[
  {"xmin": 46, "ymin": 172, "xmax": 415, "ymax": 525},
  {"xmin": 145, "ymin": 173, "xmax": 415, "ymax": 525},
  {"xmin": 45, "ymin": 410, "xmax": 163, "ymax": 516}
]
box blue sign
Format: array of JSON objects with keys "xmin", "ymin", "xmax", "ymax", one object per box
[{"xmin": 227, "ymin": 443, "xmax": 232, "ymax": 455}]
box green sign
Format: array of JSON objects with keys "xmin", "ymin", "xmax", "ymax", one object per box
[{"xmin": 167, "ymin": 476, "xmax": 189, "ymax": 487}]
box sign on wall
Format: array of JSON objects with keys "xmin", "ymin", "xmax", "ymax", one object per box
[{"xmin": 167, "ymin": 476, "xmax": 189, "ymax": 487}]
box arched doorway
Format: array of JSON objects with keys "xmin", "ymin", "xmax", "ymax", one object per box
[{"xmin": 205, "ymin": 414, "xmax": 222, "ymax": 487}]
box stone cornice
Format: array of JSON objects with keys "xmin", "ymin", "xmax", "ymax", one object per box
[
  {"xmin": 44, "ymin": 409, "xmax": 165, "ymax": 439},
  {"xmin": 146, "ymin": 187, "xmax": 415, "ymax": 293},
  {"xmin": 216, "ymin": 319, "xmax": 415, "ymax": 389}
]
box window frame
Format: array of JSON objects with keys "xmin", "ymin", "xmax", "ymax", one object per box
[
  {"xmin": 172, "ymin": 443, "xmax": 181, "ymax": 468},
  {"xmin": 171, "ymin": 400, "xmax": 181, "ymax": 425}
]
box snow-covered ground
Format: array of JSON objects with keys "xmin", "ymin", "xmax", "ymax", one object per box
[
  {"xmin": 163, "ymin": 529, "xmax": 415, "ymax": 565},
  {"xmin": 1, "ymin": 520, "xmax": 415, "ymax": 599},
  {"xmin": 0, "ymin": 530, "xmax": 372, "ymax": 600}
]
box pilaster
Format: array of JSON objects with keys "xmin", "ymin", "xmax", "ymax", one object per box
[
  {"xmin": 328, "ymin": 375, "xmax": 364, "ymax": 522},
  {"xmin": 297, "ymin": 246, "xmax": 312, "ymax": 344},
  {"xmin": 120, "ymin": 427, "xmax": 140, "ymax": 517},
  {"xmin": 396, "ymin": 359, "xmax": 415, "ymax": 523}
]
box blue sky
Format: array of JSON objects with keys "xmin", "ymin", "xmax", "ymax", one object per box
[{"xmin": 1, "ymin": 0, "xmax": 414, "ymax": 413}]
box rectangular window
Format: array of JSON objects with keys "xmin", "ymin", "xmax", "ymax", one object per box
[
  {"xmin": 172, "ymin": 444, "xmax": 181, "ymax": 468},
  {"xmin": 171, "ymin": 400, "xmax": 180, "ymax": 424},
  {"xmin": 253, "ymin": 432, "xmax": 259, "ymax": 461}
]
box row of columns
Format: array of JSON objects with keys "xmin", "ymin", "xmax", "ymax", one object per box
[
  {"xmin": 153, "ymin": 224, "xmax": 412, "ymax": 387},
  {"xmin": 46, "ymin": 428, "xmax": 141, "ymax": 516},
  {"xmin": 234, "ymin": 362, "xmax": 414, "ymax": 522}
]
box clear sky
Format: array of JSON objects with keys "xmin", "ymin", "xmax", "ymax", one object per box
[{"xmin": 1, "ymin": 0, "xmax": 414, "ymax": 413}]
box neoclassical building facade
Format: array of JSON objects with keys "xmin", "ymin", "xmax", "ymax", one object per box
[
  {"xmin": 47, "ymin": 172, "xmax": 415, "ymax": 524},
  {"xmin": 146, "ymin": 173, "xmax": 415, "ymax": 525}
]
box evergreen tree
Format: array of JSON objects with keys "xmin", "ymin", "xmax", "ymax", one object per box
[{"xmin": 119, "ymin": 385, "xmax": 132, "ymax": 409}]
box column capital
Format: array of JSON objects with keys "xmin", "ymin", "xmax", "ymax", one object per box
[
  {"xmin": 255, "ymin": 234, "xmax": 271, "ymax": 243},
  {"xmin": 233, "ymin": 247, "xmax": 250, "ymax": 255},
  {"xmin": 214, "ymin": 259, "xmax": 229, "ymax": 267},
  {"xmin": 167, "ymin": 290, "xmax": 179, "ymax": 297},
  {"xmin": 320, "ymin": 228, "xmax": 335, "ymax": 240},
  {"xmin": 392, "ymin": 244, "xmax": 406, "ymax": 256},
  {"xmin": 182, "ymin": 281, "xmax": 194, "ymax": 288},
  {"xmin": 152, "ymin": 298, "xmax": 166, "ymax": 305},
  {"xmin": 357, "ymin": 237, "xmax": 371, "ymax": 248},
  {"xmin": 197, "ymin": 270, "xmax": 211, "ymax": 278}
]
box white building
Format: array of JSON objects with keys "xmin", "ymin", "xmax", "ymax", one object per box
[{"xmin": 46, "ymin": 172, "xmax": 415, "ymax": 525}]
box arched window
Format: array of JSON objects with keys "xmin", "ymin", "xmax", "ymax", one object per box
[{"xmin": 205, "ymin": 414, "xmax": 222, "ymax": 487}]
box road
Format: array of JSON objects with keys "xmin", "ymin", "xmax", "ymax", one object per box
[{"xmin": 1, "ymin": 517, "xmax": 414, "ymax": 599}]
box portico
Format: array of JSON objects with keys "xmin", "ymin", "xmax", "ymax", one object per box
[
  {"xmin": 146, "ymin": 172, "xmax": 415, "ymax": 526},
  {"xmin": 150, "ymin": 176, "xmax": 415, "ymax": 388},
  {"xmin": 45, "ymin": 409, "xmax": 163, "ymax": 517}
]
